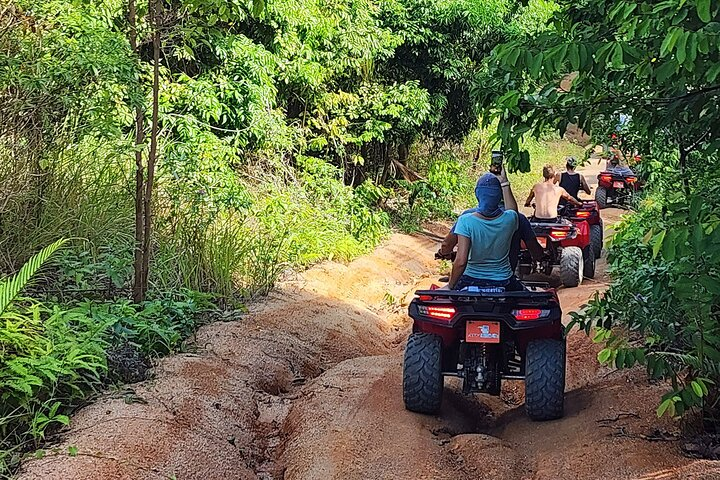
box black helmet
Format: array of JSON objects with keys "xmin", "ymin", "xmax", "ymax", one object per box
[{"xmin": 565, "ymin": 156, "xmax": 577, "ymax": 168}]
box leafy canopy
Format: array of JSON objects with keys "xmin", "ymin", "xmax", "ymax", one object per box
[{"xmin": 478, "ymin": 0, "xmax": 720, "ymax": 170}]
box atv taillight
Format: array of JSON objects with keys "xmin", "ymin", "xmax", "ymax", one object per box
[
  {"xmin": 549, "ymin": 229, "xmax": 569, "ymax": 240},
  {"xmin": 512, "ymin": 309, "xmax": 550, "ymax": 321},
  {"xmin": 626, "ymin": 177, "xmax": 637, "ymax": 183},
  {"xmin": 418, "ymin": 305, "xmax": 456, "ymax": 321},
  {"xmin": 599, "ymin": 174, "xmax": 612, "ymax": 183},
  {"xmin": 418, "ymin": 294, "xmax": 433, "ymax": 301},
  {"xmin": 575, "ymin": 210, "xmax": 591, "ymax": 218}
]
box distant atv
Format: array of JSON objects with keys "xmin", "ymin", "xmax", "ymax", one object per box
[
  {"xmin": 403, "ymin": 283, "xmax": 565, "ymax": 421},
  {"xmin": 517, "ymin": 218, "xmax": 595, "ymax": 286},
  {"xmin": 595, "ymin": 170, "xmax": 640, "ymax": 209},
  {"xmin": 559, "ymin": 201, "xmax": 603, "ymax": 259}
]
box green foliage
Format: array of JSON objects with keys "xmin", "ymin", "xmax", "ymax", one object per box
[
  {"xmin": 0, "ymin": 241, "xmax": 107, "ymax": 472},
  {"xmin": 569, "ymin": 165, "xmax": 720, "ymax": 417},
  {"xmin": 478, "ymin": 0, "xmax": 720, "ymax": 171},
  {"xmin": 0, "ymin": 239, "xmax": 66, "ymax": 313},
  {"xmin": 482, "ymin": 0, "xmax": 720, "ymax": 420}
]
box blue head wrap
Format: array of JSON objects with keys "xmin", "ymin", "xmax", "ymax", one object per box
[{"xmin": 474, "ymin": 173, "xmax": 503, "ymax": 217}]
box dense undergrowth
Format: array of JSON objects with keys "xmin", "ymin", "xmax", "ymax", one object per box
[{"xmin": 0, "ymin": 0, "xmax": 577, "ymax": 472}]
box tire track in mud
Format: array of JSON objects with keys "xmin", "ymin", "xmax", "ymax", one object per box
[{"xmin": 17, "ymin": 235, "xmax": 442, "ymax": 480}]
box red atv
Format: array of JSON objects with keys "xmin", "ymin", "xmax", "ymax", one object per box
[
  {"xmin": 403, "ymin": 284, "xmax": 565, "ymax": 421},
  {"xmin": 595, "ymin": 170, "xmax": 640, "ymax": 209},
  {"xmin": 518, "ymin": 219, "xmax": 595, "ymax": 287},
  {"xmin": 559, "ymin": 200, "xmax": 603, "ymax": 259}
]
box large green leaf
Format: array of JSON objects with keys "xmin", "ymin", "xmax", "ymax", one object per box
[
  {"xmin": 697, "ymin": 0, "xmax": 711, "ymax": 23},
  {"xmin": 0, "ymin": 239, "xmax": 67, "ymax": 316}
]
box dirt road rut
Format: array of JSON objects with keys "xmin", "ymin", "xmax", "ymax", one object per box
[{"xmin": 20, "ymin": 210, "xmax": 720, "ymax": 479}]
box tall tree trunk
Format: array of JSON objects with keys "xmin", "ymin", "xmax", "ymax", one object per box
[
  {"xmin": 139, "ymin": 0, "xmax": 161, "ymax": 298},
  {"xmin": 129, "ymin": 0, "xmax": 147, "ymax": 303}
]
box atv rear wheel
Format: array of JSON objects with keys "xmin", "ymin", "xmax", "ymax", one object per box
[
  {"xmin": 590, "ymin": 222, "xmax": 603, "ymax": 259},
  {"xmin": 595, "ymin": 186, "xmax": 608, "ymax": 209},
  {"xmin": 582, "ymin": 245, "xmax": 596, "ymax": 279},
  {"xmin": 559, "ymin": 246, "xmax": 583, "ymax": 287},
  {"xmin": 525, "ymin": 339, "xmax": 566, "ymax": 421},
  {"xmin": 403, "ymin": 333, "xmax": 443, "ymax": 414}
]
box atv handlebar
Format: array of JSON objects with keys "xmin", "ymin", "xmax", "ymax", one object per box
[{"xmin": 435, "ymin": 250, "xmax": 457, "ymax": 261}]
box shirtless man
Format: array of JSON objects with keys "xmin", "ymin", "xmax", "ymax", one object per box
[{"xmin": 525, "ymin": 164, "xmax": 581, "ymax": 221}]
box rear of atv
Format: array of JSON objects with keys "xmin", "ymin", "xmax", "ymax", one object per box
[
  {"xmin": 596, "ymin": 171, "xmax": 640, "ymax": 209},
  {"xmin": 517, "ymin": 220, "xmax": 595, "ymax": 287},
  {"xmin": 403, "ymin": 285, "xmax": 565, "ymax": 421},
  {"xmin": 561, "ymin": 200, "xmax": 603, "ymax": 259}
]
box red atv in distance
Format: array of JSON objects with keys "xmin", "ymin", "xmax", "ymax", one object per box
[
  {"xmin": 595, "ymin": 170, "xmax": 641, "ymax": 209},
  {"xmin": 518, "ymin": 218, "xmax": 595, "ymax": 287},
  {"xmin": 403, "ymin": 283, "xmax": 565, "ymax": 421},
  {"xmin": 559, "ymin": 200, "xmax": 603, "ymax": 259}
]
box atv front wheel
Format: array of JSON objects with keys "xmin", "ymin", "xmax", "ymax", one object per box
[
  {"xmin": 403, "ymin": 333, "xmax": 443, "ymax": 414},
  {"xmin": 582, "ymin": 245, "xmax": 596, "ymax": 279},
  {"xmin": 590, "ymin": 222, "xmax": 603, "ymax": 259},
  {"xmin": 559, "ymin": 246, "xmax": 583, "ymax": 287},
  {"xmin": 525, "ymin": 339, "xmax": 566, "ymax": 421},
  {"xmin": 595, "ymin": 186, "xmax": 608, "ymax": 209}
]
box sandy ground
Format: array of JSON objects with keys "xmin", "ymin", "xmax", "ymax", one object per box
[{"xmin": 18, "ymin": 164, "xmax": 720, "ymax": 480}]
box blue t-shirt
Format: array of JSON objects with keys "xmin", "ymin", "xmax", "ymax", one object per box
[
  {"xmin": 452, "ymin": 209, "xmax": 534, "ymax": 271},
  {"xmin": 454, "ymin": 210, "xmax": 518, "ymax": 281}
]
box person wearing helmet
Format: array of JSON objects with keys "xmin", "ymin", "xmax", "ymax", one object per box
[
  {"xmin": 556, "ymin": 156, "xmax": 591, "ymax": 203},
  {"xmin": 437, "ymin": 189, "xmax": 543, "ymax": 273}
]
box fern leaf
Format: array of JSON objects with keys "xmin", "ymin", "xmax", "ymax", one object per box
[{"xmin": 0, "ymin": 239, "xmax": 67, "ymax": 315}]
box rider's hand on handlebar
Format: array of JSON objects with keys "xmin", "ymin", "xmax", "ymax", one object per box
[{"xmin": 435, "ymin": 249, "xmax": 457, "ymax": 261}]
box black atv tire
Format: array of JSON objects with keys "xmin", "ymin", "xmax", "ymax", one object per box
[
  {"xmin": 559, "ymin": 246, "xmax": 583, "ymax": 287},
  {"xmin": 525, "ymin": 338, "xmax": 566, "ymax": 421},
  {"xmin": 590, "ymin": 222, "xmax": 603, "ymax": 259},
  {"xmin": 582, "ymin": 245, "xmax": 596, "ymax": 279},
  {"xmin": 403, "ymin": 333, "xmax": 443, "ymax": 414},
  {"xmin": 595, "ymin": 186, "xmax": 608, "ymax": 209}
]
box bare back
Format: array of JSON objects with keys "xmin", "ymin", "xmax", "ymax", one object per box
[{"xmin": 533, "ymin": 182, "xmax": 565, "ymax": 219}]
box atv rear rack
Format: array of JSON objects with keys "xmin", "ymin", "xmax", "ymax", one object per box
[{"xmin": 414, "ymin": 286, "xmax": 554, "ymax": 300}]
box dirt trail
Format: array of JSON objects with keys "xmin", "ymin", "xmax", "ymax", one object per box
[{"xmin": 19, "ymin": 164, "xmax": 720, "ymax": 479}]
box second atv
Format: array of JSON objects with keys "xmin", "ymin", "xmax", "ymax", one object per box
[
  {"xmin": 559, "ymin": 200, "xmax": 603, "ymax": 259},
  {"xmin": 517, "ymin": 218, "xmax": 595, "ymax": 287}
]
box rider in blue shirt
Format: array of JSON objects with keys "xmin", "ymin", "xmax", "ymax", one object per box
[
  {"xmin": 438, "ymin": 178, "xmax": 542, "ymax": 273},
  {"xmin": 445, "ymin": 171, "xmax": 528, "ymax": 291}
]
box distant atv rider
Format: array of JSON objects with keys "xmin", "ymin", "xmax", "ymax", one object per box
[
  {"xmin": 555, "ymin": 156, "xmax": 591, "ymax": 204},
  {"xmin": 525, "ymin": 164, "xmax": 581, "ymax": 221}
]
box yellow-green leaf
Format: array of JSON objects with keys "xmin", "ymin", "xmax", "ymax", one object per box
[
  {"xmin": 691, "ymin": 380, "xmax": 704, "ymax": 398},
  {"xmin": 657, "ymin": 398, "xmax": 674, "ymax": 417},
  {"xmin": 598, "ymin": 348, "xmax": 613, "ymax": 364}
]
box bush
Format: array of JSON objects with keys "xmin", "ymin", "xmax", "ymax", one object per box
[{"xmin": 570, "ymin": 169, "xmax": 720, "ymax": 419}]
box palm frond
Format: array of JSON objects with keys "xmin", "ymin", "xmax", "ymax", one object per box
[{"xmin": 0, "ymin": 239, "xmax": 67, "ymax": 315}]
